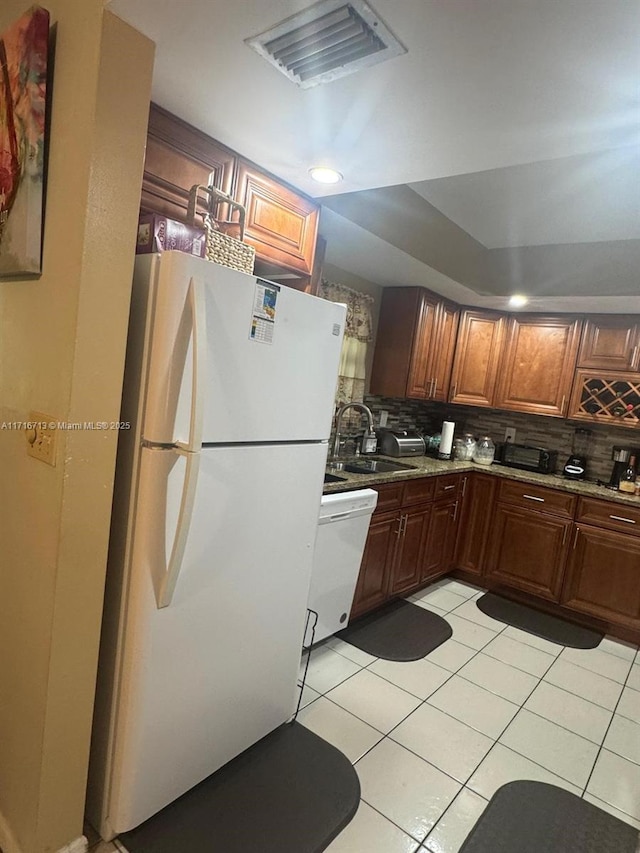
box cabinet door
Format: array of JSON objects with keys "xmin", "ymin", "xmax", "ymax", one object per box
[
  {"xmin": 429, "ymin": 301, "xmax": 459, "ymax": 402},
  {"xmin": 454, "ymin": 474, "xmax": 497, "ymax": 575},
  {"xmin": 561, "ymin": 525, "xmax": 640, "ymax": 630},
  {"xmin": 421, "ymin": 499, "xmax": 459, "ymax": 582},
  {"xmin": 450, "ymin": 310, "xmax": 505, "ymax": 407},
  {"xmin": 235, "ymin": 160, "xmax": 319, "ymax": 275},
  {"xmin": 578, "ymin": 316, "xmax": 640, "ymax": 372},
  {"xmin": 406, "ymin": 292, "xmax": 438, "ymax": 399},
  {"xmin": 350, "ymin": 512, "xmax": 399, "ymax": 619},
  {"xmin": 391, "ymin": 505, "xmax": 432, "ymax": 595},
  {"xmin": 494, "ymin": 315, "xmax": 582, "ymax": 417},
  {"xmin": 485, "ymin": 504, "xmax": 571, "ymax": 600},
  {"xmin": 370, "ymin": 288, "xmax": 433, "ymax": 398},
  {"xmin": 141, "ymin": 104, "xmax": 236, "ymax": 222}
]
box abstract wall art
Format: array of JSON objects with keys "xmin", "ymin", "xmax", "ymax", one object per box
[{"xmin": 0, "ymin": 6, "xmax": 50, "ymax": 277}]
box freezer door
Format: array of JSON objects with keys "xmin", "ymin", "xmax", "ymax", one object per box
[
  {"xmin": 141, "ymin": 252, "xmax": 346, "ymax": 447},
  {"xmin": 103, "ymin": 441, "xmax": 326, "ymax": 834}
]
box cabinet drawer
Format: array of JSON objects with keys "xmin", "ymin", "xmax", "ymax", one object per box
[
  {"xmin": 497, "ymin": 479, "xmax": 576, "ymax": 518},
  {"xmin": 434, "ymin": 474, "xmax": 461, "ymax": 502},
  {"xmin": 402, "ymin": 477, "xmax": 436, "ymax": 507},
  {"xmin": 576, "ymin": 497, "xmax": 640, "ymax": 537},
  {"xmin": 374, "ymin": 483, "xmax": 404, "ymax": 513}
]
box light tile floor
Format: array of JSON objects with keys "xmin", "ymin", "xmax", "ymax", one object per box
[{"xmin": 296, "ymin": 578, "xmax": 640, "ymax": 853}]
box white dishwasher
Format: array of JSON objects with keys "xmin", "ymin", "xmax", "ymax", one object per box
[{"xmin": 307, "ymin": 489, "xmax": 378, "ymax": 644}]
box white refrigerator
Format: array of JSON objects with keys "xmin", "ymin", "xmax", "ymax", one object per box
[{"xmin": 86, "ymin": 251, "xmax": 346, "ymax": 839}]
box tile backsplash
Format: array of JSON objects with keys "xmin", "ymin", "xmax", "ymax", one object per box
[{"xmin": 365, "ymin": 394, "xmax": 640, "ymax": 483}]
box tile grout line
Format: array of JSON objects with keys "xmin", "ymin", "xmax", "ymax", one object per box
[{"xmin": 580, "ymin": 658, "xmax": 639, "ymax": 810}]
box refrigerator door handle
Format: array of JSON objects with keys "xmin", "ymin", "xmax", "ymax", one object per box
[
  {"xmin": 157, "ymin": 449, "xmax": 201, "ymax": 608},
  {"xmin": 177, "ymin": 276, "xmax": 206, "ymax": 452}
]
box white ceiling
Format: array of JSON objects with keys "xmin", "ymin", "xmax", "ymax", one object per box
[{"xmin": 108, "ymin": 0, "xmax": 640, "ymax": 309}]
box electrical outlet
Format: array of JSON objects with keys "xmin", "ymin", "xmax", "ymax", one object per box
[
  {"xmin": 504, "ymin": 427, "xmax": 516, "ymax": 443},
  {"xmin": 379, "ymin": 410, "xmax": 389, "ymax": 427},
  {"xmin": 25, "ymin": 411, "xmax": 57, "ymax": 466}
]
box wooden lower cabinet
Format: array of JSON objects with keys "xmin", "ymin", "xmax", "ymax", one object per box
[
  {"xmin": 348, "ymin": 472, "xmax": 640, "ymax": 639},
  {"xmin": 350, "ymin": 512, "xmax": 398, "ymax": 619},
  {"xmin": 454, "ymin": 473, "xmax": 497, "ymax": 575},
  {"xmin": 391, "ymin": 504, "xmax": 432, "ymax": 595},
  {"xmin": 484, "ymin": 503, "xmax": 572, "ymax": 601},
  {"xmin": 421, "ymin": 499, "xmax": 459, "ymax": 582},
  {"xmin": 561, "ymin": 525, "xmax": 640, "ymax": 631},
  {"xmin": 350, "ymin": 476, "xmax": 461, "ymax": 618}
]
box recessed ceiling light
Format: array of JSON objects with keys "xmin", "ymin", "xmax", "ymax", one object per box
[
  {"xmin": 509, "ymin": 294, "xmax": 529, "ymax": 308},
  {"xmin": 309, "ymin": 166, "xmax": 343, "ymax": 184}
]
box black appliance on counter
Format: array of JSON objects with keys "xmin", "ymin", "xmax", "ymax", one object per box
[
  {"xmin": 495, "ymin": 442, "xmax": 557, "ymax": 474},
  {"xmin": 609, "ymin": 446, "xmax": 638, "ymax": 487},
  {"xmin": 563, "ymin": 428, "xmax": 591, "ymax": 480}
]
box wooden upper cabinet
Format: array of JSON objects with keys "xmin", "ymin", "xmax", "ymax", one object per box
[
  {"xmin": 431, "ymin": 301, "xmax": 459, "ymax": 402},
  {"xmin": 578, "ymin": 316, "xmax": 640, "ymax": 372},
  {"xmin": 235, "ymin": 160, "xmax": 319, "ymax": 276},
  {"xmin": 449, "ymin": 310, "xmax": 505, "ymax": 407},
  {"xmin": 405, "ymin": 291, "xmax": 438, "ymax": 398},
  {"xmin": 494, "ymin": 315, "xmax": 582, "ymax": 417},
  {"xmin": 370, "ymin": 288, "xmax": 431, "ymax": 399},
  {"xmin": 370, "ymin": 287, "xmax": 458, "ymax": 401},
  {"xmin": 141, "ymin": 104, "xmax": 236, "ymax": 222}
]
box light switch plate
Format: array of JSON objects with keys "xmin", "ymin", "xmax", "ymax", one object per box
[
  {"xmin": 26, "ymin": 411, "xmax": 57, "ymax": 466},
  {"xmin": 379, "ymin": 410, "xmax": 389, "ymax": 427}
]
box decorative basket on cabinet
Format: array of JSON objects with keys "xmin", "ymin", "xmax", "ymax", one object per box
[{"xmin": 187, "ymin": 184, "xmax": 255, "ymax": 275}]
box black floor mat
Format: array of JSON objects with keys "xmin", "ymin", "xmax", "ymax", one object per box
[
  {"xmin": 460, "ymin": 781, "xmax": 638, "ymax": 853},
  {"xmin": 336, "ymin": 598, "xmax": 452, "ymax": 661},
  {"xmin": 476, "ymin": 592, "xmax": 603, "ymax": 649},
  {"xmin": 119, "ymin": 722, "xmax": 359, "ymax": 853}
]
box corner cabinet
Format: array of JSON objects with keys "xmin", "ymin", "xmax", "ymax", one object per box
[
  {"xmin": 494, "ymin": 315, "xmax": 582, "ymax": 417},
  {"xmin": 370, "ymin": 288, "xmax": 458, "ymax": 402},
  {"xmin": 454, "ymin": 473, "xmax": 497, "ymax": 576}
]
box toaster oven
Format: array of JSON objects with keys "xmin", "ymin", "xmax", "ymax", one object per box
[
  {"xmin": 376, "ymin": 429, "xmax": 426, "ymax": 457},
  {"xmin": 497, "ymin": 443, "xmax": 557, "ymax": 474}
]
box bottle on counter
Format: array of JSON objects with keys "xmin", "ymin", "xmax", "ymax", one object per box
[{"xmin": 618, "ymin": 455, "xmax": 637, "ymax": 494}]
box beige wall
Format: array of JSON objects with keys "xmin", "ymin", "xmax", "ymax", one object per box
[{"xmin": 0, "ymin": 4, "xmax": 153, "ymax": 852}]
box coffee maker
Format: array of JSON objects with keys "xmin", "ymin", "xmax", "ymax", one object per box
[
  {"xmin": 563, "ymin": 429, "xmax": 591, "ymax": 480},
  {"xmin": 609, "ymin": 446, "xmax": 636, "ymax": 487}
]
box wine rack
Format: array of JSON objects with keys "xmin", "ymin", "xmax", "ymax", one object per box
[{"xmin": 569, "ymin": 370, "xmax": 640, "ymax": 429}]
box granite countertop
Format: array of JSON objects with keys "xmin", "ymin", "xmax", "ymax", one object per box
[{"xmin": 323, "ymin": 454, "xmax": 640, "ymax": 508}]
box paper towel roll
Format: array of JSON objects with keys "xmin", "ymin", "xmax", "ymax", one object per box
[{"xmin": 439, "ymin": 421, "xmax": 455, "ymax": 459}]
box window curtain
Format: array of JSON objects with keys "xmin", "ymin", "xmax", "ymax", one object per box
[{"xmin": 320, "ymin": 278, "xmax": 374, "ymax": 427}]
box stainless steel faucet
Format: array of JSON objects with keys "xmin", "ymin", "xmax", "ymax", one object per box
[{"xmin": 332, "ymin": 402, "xmax": 376, "ymax": 458}]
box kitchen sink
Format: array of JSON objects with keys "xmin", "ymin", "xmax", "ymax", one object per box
[
  {"xmin": 324, "ymin": 472, "xmax": 348, "ymax": 483},
  {"xmin": 341, "ymin": 458, "xmax": 416, "ymax": 475}
]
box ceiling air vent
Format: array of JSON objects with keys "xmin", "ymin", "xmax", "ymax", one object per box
[{"xmin": 245, "ymin": 0, "xmax": 406, "ymax": 88}]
